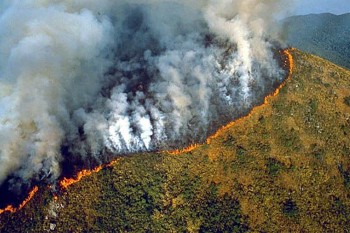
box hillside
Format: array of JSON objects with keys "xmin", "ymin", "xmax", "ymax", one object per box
[
  {"xmin": 283, "ymin": 13, "xmax": 350, "ymax": 69},
  {"xmin": 1, "ymin": 49, "xmax": 350, "ymax": 232}
]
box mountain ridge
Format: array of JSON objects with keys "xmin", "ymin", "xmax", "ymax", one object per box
[{"xmin": 283, "ymin": 13, "xmax": 350, "ymax": 69}]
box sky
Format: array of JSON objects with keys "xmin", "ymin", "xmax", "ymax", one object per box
[{"xmin": 293, "ymin": 0, "xmax": 350, "ymax": 15}]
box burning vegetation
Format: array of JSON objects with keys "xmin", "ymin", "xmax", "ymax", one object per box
[
  {"xmin": 168, "ymin": 48, "xmax": 295, "ymax": 154},
  {"xmin": 0, "ymin": 0, "xmax": 291, "ymax": 197},
  {"xmin": 4, "ymin": 2, "xmax": 347, "ymax": 232},
  {"xmin": 1, "ymin": 47, "xmax": 350, "ymax": 232},
  {"xmin": 59, "ymin": 160, "xmax": 119, "ymax": 189},
  {"xmin": 0, "ymin": 186, "xmax": 38, "ymax": 215},
  {"xmin": 0, "ymin": 48, "xmax": 294, "ymax": 215}
]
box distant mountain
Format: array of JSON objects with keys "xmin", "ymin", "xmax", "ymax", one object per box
[{"xmin": 283, "ymin": 13, "xmax": 350, "ymax": 69}]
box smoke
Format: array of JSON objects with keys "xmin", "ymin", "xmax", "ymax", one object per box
[{"xmin": 0, "ymin": 0, "xmax": 290, "ymax": 191}]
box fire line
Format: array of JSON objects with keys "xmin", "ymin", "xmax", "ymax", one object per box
[
  {"xmin": 59, "ymin": 160, "xmax": 119, "ymax": 189},
  {"xmin": 167, "ymin": 48, "xmax": 295, "ymax": 154},
  {"xmin": 0, "ymin": 186, "xmax": 38, "ymax": 215},
  {"xmin": 0, "ymin": 48, "xmax": 294, "ymax": 216}
]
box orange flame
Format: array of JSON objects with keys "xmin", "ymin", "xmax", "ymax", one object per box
[
  {"xmin": 167, "ymin": 143, "xmax": 201, "ymax": 155},
  {"xmin": 59, "ymin": 160, "xmax": 119, "ymax": 190},
  {"xmin": 0, "ymin": 48, "xmax": 295, "ymax": 215},
  {"xmin": 168, "ymin": 48, "xmax": 295, "ymax": 154},
  {"xmin": 0, "ymin": 186, "xmax": 39, "ymax": 215},
  {"xmin": 18, "ymin": 186, "xmax": 39, "ymax": 210},
  {"xmin": 60, "ymin": 165, "xmax": 103, "ymax": 189}
]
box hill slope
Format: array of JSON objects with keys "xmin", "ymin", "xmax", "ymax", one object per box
[
  {"xmin": 283, "ymin": 13, "xmax": 350, "ymax": 69},
  {"xmin": 1, "ymin": 49, "xmax": 350, "ymax": 232}
]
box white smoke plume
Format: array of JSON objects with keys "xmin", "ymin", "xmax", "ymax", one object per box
[{"xmin": 0, "ymin": 0, "xmax": 291, "ymax": 190}]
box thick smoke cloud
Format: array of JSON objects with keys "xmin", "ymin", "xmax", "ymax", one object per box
[{"xmin": 0, "ymin": 0, "xmax": 289, "ymax": 189}]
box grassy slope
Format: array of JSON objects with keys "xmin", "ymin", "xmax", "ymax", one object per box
[
  {"xmin": 283, "ymin": 13, "xmax": 350, "ymax": 70},
  {"xmin": 1, "ymin": 49, "xmax": 350, "ymax": 232}
]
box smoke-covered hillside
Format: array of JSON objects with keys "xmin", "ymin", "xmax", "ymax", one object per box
[
  {"xmin": 0, "ymin": 0, "xmax": 291, "ymax": 196},
  {"xmin": 2, "ymin": 49, "xmax": 350, "ymax": 232},
  {"xmin": 283, "ymin": 13, "xmax": 350, "ymax": 69}
]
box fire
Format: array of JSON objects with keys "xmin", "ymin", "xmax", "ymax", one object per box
[
  {"xmin": 18, "ymin": 186, "xmax": 39, "ymax": 210},
  {"xmin": 0, "ymin": 48, "xmax": 295, "ymax": 216},
  {"xmin": 106, "ymin": 160, "xmax": 118, "ymax": 167},
  {"xmin": 168, "ymin": 48, "xmax": 295, "ymax": 154},
  {"xmin": 0, "ymin": 205, "xmax": 15, "ymax": 215},
  {"xmin": 167, "ymin": 143, "xmax": 201, "ymax": 155},
  {"xmin": 59, "ymin": 160, "xmax": 119, "ymax": 190},
  {"xmin": 0, "ymin": 186, "xmax": 39, "ymax": 215},
  {"xmin": 60, "ymin": 166, "xmax": 103, "ymax": 189},
  {"xmin": 0, "ymin": 154, "xmax": 118, "ymax": 214}
]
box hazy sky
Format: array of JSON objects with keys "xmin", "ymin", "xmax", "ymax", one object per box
[{"xmin": 293, "ymin": 0, "xmax": 350, "ymax": 15}]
